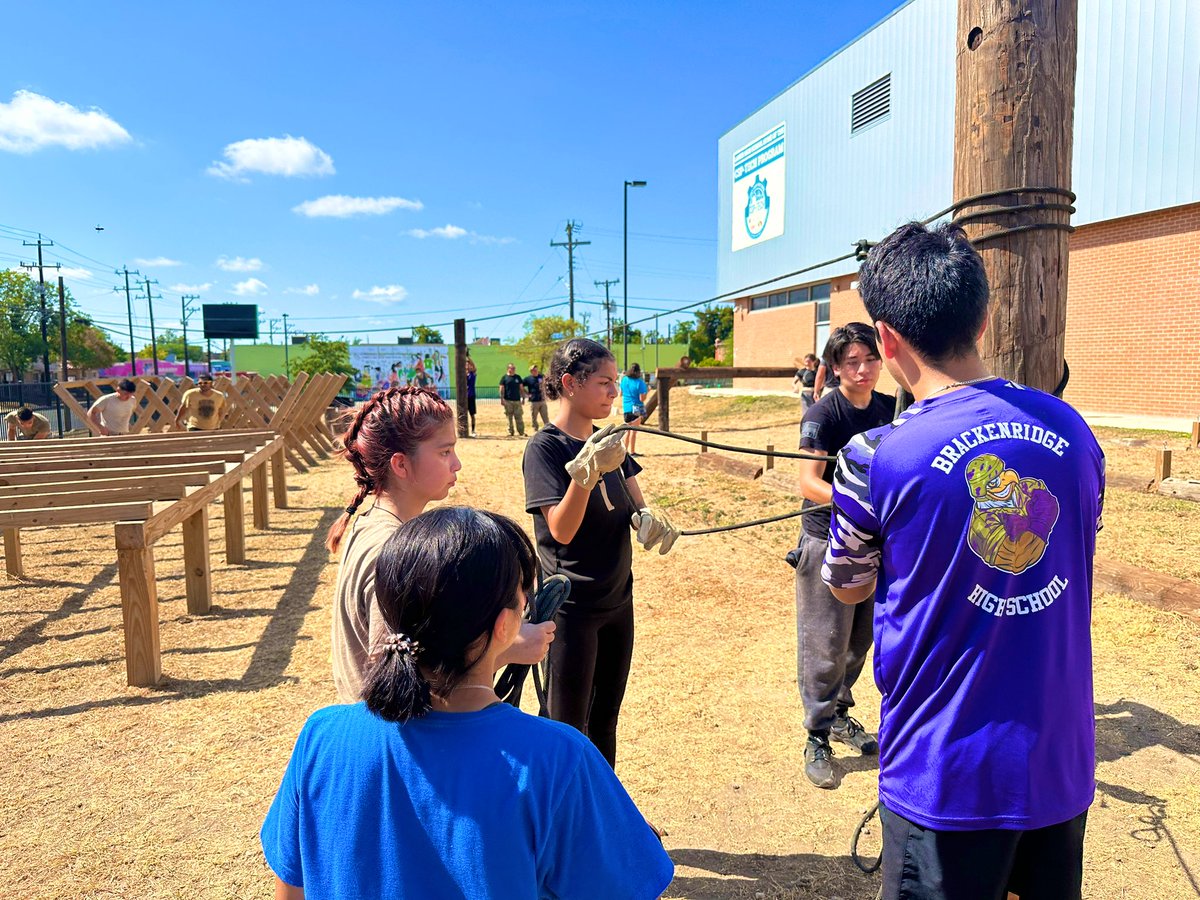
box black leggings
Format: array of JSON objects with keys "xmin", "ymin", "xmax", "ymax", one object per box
[{"xmin": 546, "ymin": 600, "xmax": 634, "ymax": 768}]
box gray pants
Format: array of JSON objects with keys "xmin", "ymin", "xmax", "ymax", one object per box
[
  {"xmin": 503, "ymin": 399, "xmax": 525, "ymax": 435},
  {"xmin": 794, "ymin": 532, "xmax": 874, "ymax": 733},
  {"xmin": 529, "ymin": 400, "xmax": 549, "ymax": 431}
]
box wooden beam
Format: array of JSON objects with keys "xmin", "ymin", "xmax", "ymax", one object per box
[
  {"xmin": 653, "ymin": 366, "xmax": 795, "ymax": 381},
  {"xmin": 1156, "ymin": 479, "xmax": 1200, "ymax": 503},
  {"xmin": 766, "ymin": 443, "xmax": 775, "ymax": 471},
  {"xmin": 0, "ymin": 501, "xmax": 155, "ymax": 529},
  {"xmin": 0, "ymin": 436, "xmax": 267, "ymax": 460},
  {"xmin": 251, "ymin": 461, "xmax": 269, "ymax": 529},
  {"xmin": 1154, "ymin": 448, "xmax": 1173, "ymax": 485},
  {"xmin": 181, "ymin": 507, "xmax": 212, "ymax": 614},
  {"xmin": 0, "ymin": 451, "xmax": 248, "ymax": 475},
  {"xmin": 955, "ymin": 0, "xmax": 1077, "ymax": 391},
  {"xmin": 3, "ymin": 527, "xmax": 22, "ymax": 577},
  {"xmin": 700, "ymin": 430, "xmax": 708, "ymax": 453},
  {"xmin": 659, "ymin": 377, "xmax": 672, "ymax": 432},
  {"xmin": 0, "ymin": 461, "xmax": 226, "ymax": 489},
  {"xmin": 271, "ymin": 448, "xmax": 288, "ymax": 509},
  {"xmin": 0, "ymin": 481, "xmax": 193, "ymax": 510},
  {"xmin": 696, "ymin": 452, "xmax": 763, "ymax": 481},
  {"xmin": 1094, "ymin": 557, "xmax": 1200, "ymax": 624},
  {"xmin": 223, "ymin": 482, "xmax": 246, "ymax": 564},
  {"xmin": 1191, "ymin": 420, "xmax": 1200, "ymax": 450},
  {"xmin": 114, "ymin": 521, "xmax": 162, "ymax": 686}
]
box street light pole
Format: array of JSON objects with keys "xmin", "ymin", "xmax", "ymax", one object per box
[{"xmin": 623, "ymin": 180, "xmax": 646, "ymax": 370}]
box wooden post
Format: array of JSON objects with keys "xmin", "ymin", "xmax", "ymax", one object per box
[
  {"xmin": 659, "ymin": 377, "xmax": 671, "ymax": 432},
  {"xmin": 271, "ymin": 448, "xmax": 288, "ymax": 508},
  {"xmin": 954, "ymin": 0, "xmax": 1078, "ymax": 392},
  {"xmin": 223, "ymin": 482, "xmax": 246, "ymax": 564},
  {"xmin": 181, "ymin": 508, "xmax": 212, "ymax": 615},
  {"xmin": 766, "ymin": 443, "xmax": 775, "ymax": 471},
  {"xmin": 454, "ymin": 318, "xmax": 468, "ymax": 439},
  {"xmin": 1154, "ymin": 447, "xmax": 1172, "ymax": 485},
  {"xmin": 1191, "ymin": 420, "xmax": 1199, "ymax": 450},
  {"xmin": 3, "ymin": 528, "xmax": 22, "ymax": 578},
  {"xmin": 700, "ymin": 430, "xmax": 708, "ymax": 453},
  {"xmin": 115, "ymin": 521, "xmax": 162, "ymax": 686},
  {"xmin": 251, "ymin": 461, "xmax": 269, "ymax": 529}
]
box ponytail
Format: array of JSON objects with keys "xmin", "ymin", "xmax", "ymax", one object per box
[
  {"xmin": 326, "ymin": 387, "xmax": 454, "ymax": 552},
  {"xmin": 363, "ymin": 632, "xmax": 432, "ymax": 723}
]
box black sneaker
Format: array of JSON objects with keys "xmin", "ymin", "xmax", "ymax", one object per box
[
  {"xmin": 830, "ymin": 714, "xmax": 879, "ymax": 754},
  {"xmin": 804, "ymin": 734, "xmax": 837, "ymax": 789}
]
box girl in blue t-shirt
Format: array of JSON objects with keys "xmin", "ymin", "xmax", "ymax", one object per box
[
  {"xmin": 262, "ymin": 507, "xmax": 673, "ymax": 900},
  {"xmin": 618, "ymin": 362, "xmax": 649, "ymax": 456}
]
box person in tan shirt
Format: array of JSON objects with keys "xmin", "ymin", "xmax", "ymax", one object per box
[
  {"xmin": 5, "ymin": 407, "xmax": 51, "ymax": 441},
  {"xmin": 327, "ymin": 385, "xmax": 555, "ymax": 702},
  {"xmin": 174, "ymin": 373, "xmax": 227, "ymax": 431}
]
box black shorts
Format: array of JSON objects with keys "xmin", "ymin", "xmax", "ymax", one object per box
[
  {"xmin": 467, "ymin": 395, "xmax": 477, "ymax": 416},
  {"xmin": 880, "ymin": 803, "xmax": 1087, "ymax": 900},
  {"xmin": 623, "ymin": 411, "xmax": 642, "ymax": 423}
]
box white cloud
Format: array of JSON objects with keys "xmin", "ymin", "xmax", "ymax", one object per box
[
  {"xmin": 232, "ymin": 277, "xmax": 268, "ymax": 296},
  {"xmin": 352, "ymin": 285, "xmax": 407, "ymax": 304},
  {"xmin": 0, "ymin": 90, "xmax": 131, "ymax": 154},
  {"xmin": 285, "ymin": 284, "xmax": 320, "ymax": 296},
  {"xmin": 292, "ymin": 194, "xmax": 423, "ymax": 218},
  {"xmin": 133, "ymin": 256, "xmax": 182, "ymax": 268},
  {"xmin": 207, "ymin": 135, "xmax": 334, "ymax": 181},
  {"xmin": 216, "ymin": 255, "xmax": 263, "ymax": 272},
  {"xmin": 169, "ymin": 282, "xmax": 212, "ymax": 293},
  {"xmin": 58, "ymin": 266, "xmax": 94, "ymax": 280},
  {"xmin": 407, "ymin": 223, "xmax": 514, "ymax": 245}
]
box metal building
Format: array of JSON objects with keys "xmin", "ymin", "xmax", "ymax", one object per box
[{"xmin": 719, "ymin": 0, "xmax": 1199, "ymax": 419}]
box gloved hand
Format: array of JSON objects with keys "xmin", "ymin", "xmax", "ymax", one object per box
[
  {"xmin": 631, "ymin": 507, "xmax": 679, "ymax": 555},
  {"xmin": 565, "ymin": 423, "xmax": 627, "ymax": 490}
]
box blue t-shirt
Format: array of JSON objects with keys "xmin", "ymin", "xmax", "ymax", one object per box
[
  {"xmin": 466, "ymin": 370, "xmax": 477, "ymax": 398},
  {"xmin": 619, "ymin": 376, "xmax": 648, "ymax": 414},
  {"xmin": 261, "ymin": 702, "xmax": 673, "ymax": 899},
  {"xmin": 823, "ymin": 379, "xmax": 1105, "ymax": 831}
]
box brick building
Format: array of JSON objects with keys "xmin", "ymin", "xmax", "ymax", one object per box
[{"xmin": 719, "ymin": 0, "xmax": 1199, "ymax": 418}]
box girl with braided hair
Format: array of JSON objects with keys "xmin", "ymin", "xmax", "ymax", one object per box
[
  {"xmin": 328, "ymin": 386, "xmax": 553, "ymax": 703},
  {"xmin": 263, "ymin": 507, "xmax": 673, "ymax": 899}
]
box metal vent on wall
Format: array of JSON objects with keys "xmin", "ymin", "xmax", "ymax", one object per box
[{"xmin": 851, "ymin": 74, "xmax": 891, "ymax": 134}]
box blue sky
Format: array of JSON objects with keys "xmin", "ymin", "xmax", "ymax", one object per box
[{"xmin": 1, "ymin": 1, "xmax": 904, "ymax": 349}]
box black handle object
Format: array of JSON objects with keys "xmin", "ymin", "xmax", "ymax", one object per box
[{"xmin": 495, "ymin": 575, "xmax": 572, "ymax": 706}]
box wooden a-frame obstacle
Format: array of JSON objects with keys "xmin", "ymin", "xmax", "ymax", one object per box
[{"xmin": 2, "ymin": 372, "xmax": 347, "ymax": 687}]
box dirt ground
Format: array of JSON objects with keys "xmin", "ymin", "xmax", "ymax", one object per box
[{"xmin": 1, "ymin": 391, "xmax": 1198, "ymax": 899}]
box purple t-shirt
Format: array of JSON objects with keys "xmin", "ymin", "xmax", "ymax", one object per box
[{"xmin": 823, "ymin": 378, "xmax": 1105, "ymax": 831}]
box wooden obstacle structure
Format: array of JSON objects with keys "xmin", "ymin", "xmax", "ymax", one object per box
[
  {"xmin": 650, "ymin": 366, "xmax": 796, "ymax": 432},
  {"xmin": 2, "ymin": 373, "xmax": 348, "ymax": 687}
]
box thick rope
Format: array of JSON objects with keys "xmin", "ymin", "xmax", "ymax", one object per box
[{"xmin": 614, "ymin": 424, "xmax": 835, "ymax": 463}]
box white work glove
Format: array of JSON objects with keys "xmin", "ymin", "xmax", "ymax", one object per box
[
  {"xmin": 565, "ymin": 423, "xmax": 627, "ymax": 491},
  {"xmin": 631, "ymin": 507, "xmax": 679, "ymax": 555}
]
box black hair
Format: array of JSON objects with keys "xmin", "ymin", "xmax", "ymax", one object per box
[
  {"xmin": 625, "ymin": 362, "xmax": 642, "ymax": 379},
  {"xmin": 198, "ymin": 372, "xmax": 214, "ymax": 382},
  {"xmin": 822, "ymin": 322, "xmax": 880, "ymax": 367},
  {"xmin": 857, "ymin": 221, "xmax": 989, "ymax": 361},
  {"xmin": 803, "ymin": 353, "xmax": 818, "ymax": 364},
  {"xmin": 544, "ymin": 337, "xmax": 614, "ymax": 401},
  {"xmin": 16, "ymin": 406, "xmax": 33, "ymax": 421},
  {"xmin": 117, "ymin": 379, "xmax": 137, "ymax": 393},
  {"xmin": 362, "ymin": 507, "xmax": 536, "ymax": 723}
]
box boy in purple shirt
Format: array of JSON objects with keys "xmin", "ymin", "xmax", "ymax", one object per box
[{"xmin": 823, "ymin": 222, "xmax": 1104, "ymax": 900}]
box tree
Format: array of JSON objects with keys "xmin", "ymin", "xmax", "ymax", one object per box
[
  {"xmin": 412, "ymin": 324, "xmax": 444, "ymax": 344},
  {"xmin": 64, "ymin": 321, "xmax": 123, "ymax": 375},
  {"xmin": 610, "ymin": 318, "xmax": 643, "ymax": 345},
  {"xmin": 138, "ymin": 328, "xmax": 203, "ymax": 362},
  {"xmin": 672, "ymin": 320, "xmax": 696, "ymax": 350},
  {"xmin": 0, "ymin": 270, "xmax": 50, "ymax": 380},
  {"xmin": 511, "ymin": 315, "xmax": 585, "ymax": 369},
  {"xmin": 288, "ymin": 334, "xmax": 355, "ymax": 378},
  {"xmin": 688, "ymin": 305, "xmax": 734, "ymax": 362}
]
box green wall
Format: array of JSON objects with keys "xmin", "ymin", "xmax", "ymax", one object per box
[{"xmin": 230, "ymin": 341, "xmax": 688, "ymax": 394}]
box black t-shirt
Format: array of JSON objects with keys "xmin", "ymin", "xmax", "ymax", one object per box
[
  {"xmin": 523, "ymin": 424, "xmax": 643, "ymax": 610},
  {"xmin": 500, "ymin": 374, "xmax": 524, "ymax": 401},
  {"xmin": 798, "ymin": 388, "xmax": 893, "ymax": 539},
  {"xmin": 522, "ymin": 374, "xmax": 545, "ymax": 402},
  {"xmin": 797, "ymin": 368, "xmax": 816, "ymax": 389},
  {"xmin": 819, "ymin": 363, "xmax": 840, "ymax": 391}
]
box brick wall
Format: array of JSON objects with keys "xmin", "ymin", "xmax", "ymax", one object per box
[{"xmin": 732, "ymin": 201, "xmax": 1200, "ymax": 417}]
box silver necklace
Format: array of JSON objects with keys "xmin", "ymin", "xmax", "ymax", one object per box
[{"xmin": 928, "ymin": 376, "xmax": 993, "ymax": 396}]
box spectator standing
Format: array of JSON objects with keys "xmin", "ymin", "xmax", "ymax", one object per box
[
  {"xmin": 524, "ymin": 364, "xmax": 549, "ymax": 431},
  {"xmin": 824, "ymin": 222, "xmax": 1105, "ymax": 900},
  {"xmin": 793, "ymin": 354, "xmax": 819, "ymax": 410},
  {"xmin": 499, "ymin": 363, "xmax": 526, "ymax": 437},
  {"xmin": 5, "ymin": 406, "xmax": 51, "ymax": 441},
  {"xmin": 619, "ymin": 363, "xmax": 649, "ymax": 456},
  {"xmin": 87, "ymin": 379, "xmax": 139, "ymax": 436},
  {"xmin": 812, "ymin": 353, "xmax": 841, "ymax": 401},
  {"xmin": 464, "ymin": 358, "xmax": 477, "ymax": 436},
  {"xmin": 174, "ymin": 374, "xmax": 227, "ymax": 432}
]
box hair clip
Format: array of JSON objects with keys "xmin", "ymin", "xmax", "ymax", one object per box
[{"xmin": 382, "ymin": 632, "xmax": 421, "ymax": 658}]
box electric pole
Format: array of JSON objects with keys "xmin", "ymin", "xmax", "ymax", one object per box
[
  {"xmin": 594, "ymin": 278, "xmax": 620, "ymax": 349},
  {"xmin": 269, "ymin": 318, "xmax": 280, "ymax": 344},
  {"xmin": 182, "ymin": 295, "xmax": 200, "ymax": 375},
  {"xmin": 282, "ymin": 313, "xmax": 290, "ymax": 373},
  {"xmin": 142, "ymin": 277, "xmax": 160, "ymax": 376},
  {"xmin": 20, "ymin": 234, "xmax": 60, "ymax": 383},
  {"xmin": 551, "ymin": 221, "xmax": 590, "ymax": 323},
  {"xmin": 115, "ymin": 267, "xmax": 141, "ymax": 372}
]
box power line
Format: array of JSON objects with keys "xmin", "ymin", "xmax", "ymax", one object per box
[{"xmin": 550, "ymin": 221, "xmax": 590, "ymax": 322}]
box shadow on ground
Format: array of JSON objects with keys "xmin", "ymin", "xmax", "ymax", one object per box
[{"xmin": 666, "ymin": 848, "xmax": 878, "ymax": 899}]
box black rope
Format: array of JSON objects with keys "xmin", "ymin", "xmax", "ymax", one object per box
[
  {"xmin": 970, "ymin": 221, "xmax": 1075, "ymax": 245},
  {"xmin": 615, "ymin": 424, "xmax": 835, "ymax": 463},
  {"xmin": 680, "ymin": 504, "xmax": 829, "ymax": 537},
  {"xmin": 921, "ymin": 185, "xmax": 1077, "ymax": 225},
  {"xmin": 496, "ymin": 574, "xmax": 571, "ymax": 710},
  {"xmin": 851, "ymin": 801, "xmax": 883, "ymax": 874},
  {"xmin": 952, "ymin": 201, "xmax": 1075, "ymax": 226}
]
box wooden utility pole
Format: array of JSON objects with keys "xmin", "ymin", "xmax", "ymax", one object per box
[
  {"xmin": 453, "ymin": 318, "xmax": 468, "ymax": 438},
  {"xmin": 550, "ymin": 221, "xmax": 590, "ymax": 323},
  {"xmin": 952, "ymin": 0, "xmax": 1077, "ymax": 393}
]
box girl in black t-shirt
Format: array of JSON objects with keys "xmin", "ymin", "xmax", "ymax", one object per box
[{"xmin": 522, "ymin": 339, "xmax": 660, "ymax": 769}]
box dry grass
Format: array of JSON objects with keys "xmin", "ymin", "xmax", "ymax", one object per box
[{"xmin": 0, "ymin": 393, "xmax": 1197, "ymax": 899}]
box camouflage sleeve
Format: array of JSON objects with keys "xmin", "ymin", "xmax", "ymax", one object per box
[
  {"xmin": 1096, "ymin": 453, "xmax": 1106, "ymax": 535},
  {"xmin": 822, "ymin": 430, "xmax": 884, "ymax": 590}
]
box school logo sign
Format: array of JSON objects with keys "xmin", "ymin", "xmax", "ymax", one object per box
[
  {"xmin": 964, "ymin": 453, "xmax": 1060, "ymax": 575},
  {"xmin": 732, "ymin": 122, "xmax": 786, "ymax": 252}
]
